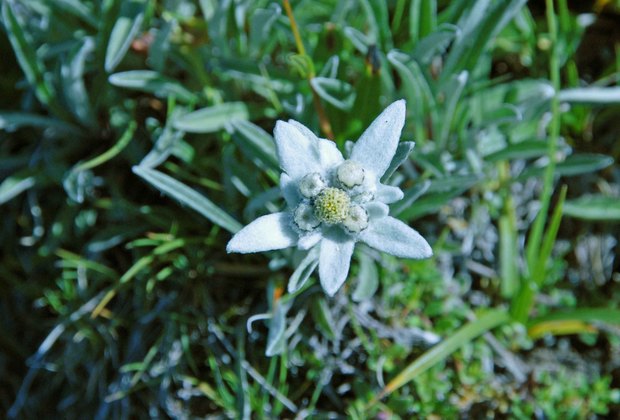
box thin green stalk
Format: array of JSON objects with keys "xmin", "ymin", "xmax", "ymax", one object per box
[
  {"xmin": 524, "ymin": 0, "xmax": 561, "ymax": 281},
  {"xmin": 74, "ymin": 121, "xmax": 137, "ymax": 172},
  {"xmin": 282, "ymin": 0, "xmax": 334, "ymax": 139}
]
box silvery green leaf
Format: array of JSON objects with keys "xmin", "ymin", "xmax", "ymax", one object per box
[
  {"xmin": 109, "ymin": 71, "xmax": 197, "ymax": 103},
  {"xmin": 230, "ymin": 120, "xmax": 279, "ymax": 171},
  {"xmin": 319, "ymin": 56, "xmax": 340, "ymax": 79},
  {"xmin": 311, "ymin": 297, "xmax": 336, "ymax": 339},
  {"xmin": 288, "ymin": 247, "xmax": 320, "ymax": 293},
  {"xmin": 139, "ymin": 124, "xmax": 184, "ymax": 168},
  {"xmin": 563, "ymin": 195, "xmax": 620, "ymax": 221},
  {"xmin": 61, "ymin": 37, "xmax": 95, "ymax": 126},
  {"xmin": 174, "ymin": 103, "xmax": 249, "ymax": 133},
  {"xmin": 249, "ymin": 3, "xmax": 281, "ymax": 54},
  {"xmin": 352, "ymin": 254, "xmax": 379, "ymax": 302},
  {"xmin": 558, "ymin": 87, "xmax": 620, "ymax": 104},
  {"xmin": 382, "ymin": 141, "xmax": 415, "ymax": 182},
  {"xmin": 105, "ymin": 0, "xmax": 146, "ymax": 72},
  {"xmin": 133, "ymin": 166, "xmax": 242, "ymax": 233},
  {"xmin": 391, "ymin": 180, "xmax": 431, "ymax": 216},
  {"xmin": 149, "ymin": 20, "xmax": 174, "ymax": 72},
  {"xmin": 265, "ymin": 299, "xmax": 288, "ymax": 357},
  {"xmin": 412, "ymin": 23, "xmax": 459, "ymax": 64},
  {"xmin": 343, "ymin": 26, "xmax": 371, "ymax": 54},
  {"xmin": 0, "ymin": 112, "xmax": 80, "ymax": 135},
  {"xmin": 310, "ymin": 77, "xmax": 356, "ymax": 111},
  {"xmin": 0, "ymin": 176, "xmax": 36, "ymax": 206}
]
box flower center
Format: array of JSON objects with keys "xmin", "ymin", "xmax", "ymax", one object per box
[
  {"xmin": 336, "ymin": 160, "xmax": 365, "ymax": 188},
  {"xmin": 313, "ymin": 187, "xmax": 350, "ymax": 224},
  {"xmin": 342, "ymin": 204, "xmax": 369, "ymax": 233}
]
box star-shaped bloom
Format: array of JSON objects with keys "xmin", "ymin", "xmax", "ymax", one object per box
[{"xmin": 227, "ymin": 100, "xmax": 432, "ymax": 296}]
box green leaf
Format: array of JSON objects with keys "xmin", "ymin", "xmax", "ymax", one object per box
[
  {"xmin": 352, "ymin": 254, "xmax": 379, "ymax": 302},
  {"xmin": 486, "ymin": 140, "xmax": 548, "ymax": 161},
  {"xmin": 311, "ymin": 297, "xmax": 336, "ymax": 340},
  {"xmin": 139, "ymin": 123, "xmax": 184, "ymax": 168},
  {"xmin": 61, "ymin": 37, "xmax": 96, "ymax": 126},
  {"xmin": 409, "ymin": 0, "xmax": 437, "ymax": 41},
  {"xmin": 173, "ymin": 103, "xmax": 249, "ymax": 133},
  {"xmin": 49, "ymin": 0, "xmax": 98, "ymax": 28},
  {"xmin": 0, "ymin": 112, "xmax": 80, "ymax": 134},
  {"xmin": 230, "ymin": 120, "xmax": 279, "ymax": 171},
  {"xmin": 563, "ymin": 195, "xmax": 620, "ymax": 221},
  {"xmin": 436, "ymin": 71, "xmax": 469, "ymax": 147},
  {"xmin": 534, "ymin": 185, "xmax": 567, "ymax": 282},
  {"xmin": 0, "ymin": 176, "xmax": 36, "ymax": 206},
  {"xmin": 558, "ymin": 87, "xmax": 620, "ymax": 104},
  {"xmin": 518, "ymin": 153, "xmax": 614, "ymax": 180},
  {"xmin": 132, "ymin": 166, "xmax": 242, "ymax": 233},
  {"xmin": 441, "ymin": 0, "xmax": 527, "ymax": 80},
  {"xmin": 2, "ymin": 1, "xmax": 55, "ymax": 107},
  {"xmin": 249, "ymin": 3, "xmax": 281, "ymax": 54},
  {"xmin": 109, "ymin": 70, "xmax": 197, "ymax": 103},
  {"xmin": 375, "ymin": 310, "xmax": 510, "ymax": 401},
  {"xmin": 391, "ymin": 180, "xmax": 431, "ymax": 217},
  {"xmin": 382, "ymin": 141, "xmax": 415, "ymax": 182},
  {"xmin": 555, "ymin": 153, "xmax": 613, "ymax": 176},
  {"xmin": 265, "ymin": 300, "xmax": 288, "ymax": 357},
  {"xmin": 287, "ymin": 247, "xmax": 320, "ymax": 294},
  {"xmin": 104, "ymin": 0, "xmax": 146, "ymax": 72},
  {"xmin": 310, "ymin": 77, "xmax": 356, "ymax": 111},
  {"xmin": 412, "ymin": 23, "xmax": 456, "ymax": 64}
]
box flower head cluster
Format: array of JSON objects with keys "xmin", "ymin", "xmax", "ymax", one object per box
[{"xmin": 227, "ymin": 100, "xmax": 432, "ymax": 296}]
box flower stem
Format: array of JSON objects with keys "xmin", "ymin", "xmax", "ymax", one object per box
[{"xmin": 282, "ymin": 0, "xmax": 334, "ymax": 139}]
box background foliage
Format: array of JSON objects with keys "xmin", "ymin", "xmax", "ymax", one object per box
[{"xmin": 1, "ymin": 0, "xmax": 619, "ymax": 417}]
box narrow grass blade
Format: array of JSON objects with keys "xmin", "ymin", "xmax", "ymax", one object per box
[
  {"xmin": 132, "ymin": 166, "xmax": 241, "ymax": 233},
  {"xmin": 532, "ymin": 185, "xmax": 567, "ymax": 285},
  {"xmin": 499, "ymin": 186, "xmax": 518, "ymax": 297},
  {"xmin": 528, "ymin": 307, "xmax": 620, "ymax": 339},
  {"xmin": 373, "ymin": 309, "xmax": 510, "ymax": 402}
]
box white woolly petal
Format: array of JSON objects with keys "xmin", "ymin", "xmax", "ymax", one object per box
[
  {"xmin": 227, "ymin": 212, "xmax": 298, "ymax": 253},
  {"xmin": 350, "ymin": 100, "xmax": 406, "ymax": 178},
  {"xmin": 274, "ymin": 121, "xmax": 321, "ymax": 179},
  {"xmin": 360, "ymin": 216, "xmax": 432, "ymax": 259},
  {"xmin": 317, "ymin": 138, "xmax": 344, "ymax": 171},
  {"xmin": 298, "ymin": 232, "xmax": 322, "ymax": 250},
  {"xmin": 376, "ymin": 184, "xmax": 404, "ymax": 204},
  {"xmin": 318, "ymin": 234, "xmax": 355, "ymax": 296},
  {"xmin": 280, "ymin": 173, "xmax": 300, "ymax": 207},
  {"xmin": 288, "ymin": 119, "xmax": 320, "ymax": 143},
  {"xmin": 364, "ymin": 201, "xmax": 389, "ymax": 219}
]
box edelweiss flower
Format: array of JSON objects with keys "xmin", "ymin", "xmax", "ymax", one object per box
[{"xmin": 227, "ymin": 100, "xmax": 432, "ymax": 296}]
